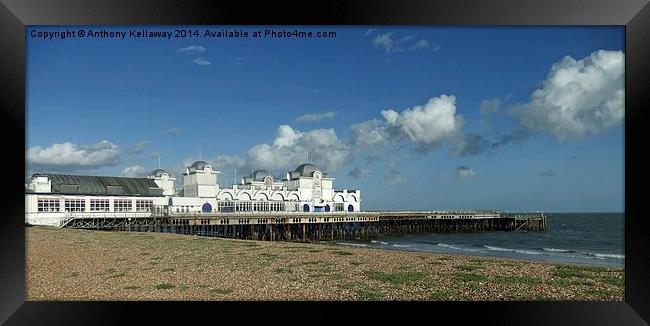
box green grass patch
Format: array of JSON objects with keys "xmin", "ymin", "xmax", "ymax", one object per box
[
  {"xmin": 553, "ymin": 266, "xmax": 588, "ymax": 278},
  {"xmin": 242, "ymin": 242, "xmax": 261, "ymax": 247},
  {"xmin": 429, "ymin": 290, "xmax": 451, "ymax": 300},
  {"xmin": 454, "ymin": 272, "xmax": 487, "ymax": 282},
  {"xmin": 154, "ymin": 283, "xmax": 175, "ymax": 290},
  {"xmin": 366, "ymin": 271, "xmax": 425, "ymax": 285},
  {"xmin": 307, "ymin": 249, "xmax": 323, "ymax": 253},
  {"xmin": 273, "ymin": 267, "xmax": 293, "ymax": 274},
  {"xmin": 259, "ymin": 253, "xmax": 280, "ymax": 260},
  {"xmin": 210, "ymin": 288, "xmax": 233, "ymax": 295},
  {"xmin": 456, "ymin": 265, "xmax": 482, "ymax": 272},
  {"xmin": 357, "ymin": 288, "xmax": 384, "ymax": 300}
]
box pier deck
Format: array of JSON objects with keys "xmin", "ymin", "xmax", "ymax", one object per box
[{"xmin": 57, "ymin": 210, "xmax": 547, "ymax": 241}]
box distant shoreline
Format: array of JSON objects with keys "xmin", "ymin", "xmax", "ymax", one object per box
[{"xmin": 26, "ymin": 226, "xmax": 624, "ymax": 301}]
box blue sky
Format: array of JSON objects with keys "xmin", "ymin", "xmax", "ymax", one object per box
[{"xmin": 26, "ymin": 26, "xmax": 624, "ymax": 212}]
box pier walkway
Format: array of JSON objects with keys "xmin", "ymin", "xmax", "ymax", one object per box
[{"xmin": 56, "ymin": 210, "xmax": 546, "ymax": 242}]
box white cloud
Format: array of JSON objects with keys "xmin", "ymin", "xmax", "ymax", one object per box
[
  {"xmin": 512, "ymin": 49, "xmax": 624, "ymax": 141},
  {"xmin": 121, "ymin": 165, "xmax": 147, "ymax": 177},
  {"xmin": 247, "ymin": 125, "xmax": 349, "ymax": 173},
  {"xmin": 211, "ymin": 155, "xmax": 246, "ymax": 170},
  {"xmin": 363, "ymin": 28, "xmax": 375, "ymax": 37},
  {"xmin": 381, "ymin": 94, "xmax": 464, "ymax": 151},
  {"xmin": 373, "ymin": 32, "xmax": 395, "ymax": 54},
  {"xmin": 178, "ymin": 45, "xmax": 206, "ymax": 53},
  {"xmin": 373, "ymin": 32, "xmax": 432, "ymax": 55},
  {"xmin": 295, "ymin": 111, "xmax": 337, "ymax": 123},
  {"xmin": 349, "ymin": 119, "xmax": 393, "ymax": 158},
  {"xmin": 456, "ymin": 166, "xmax": 476, "ymax": 179},
  {"xmin": 192, "ymin": 58, "xmax": 211, "ymax": 66},
  {"xmin": 27, "ymin": 140, "xmax": 120, "ymax": 171},
  {"xmin": 408, "ymin": 39, "xmax": 429, "ymax": 50}
]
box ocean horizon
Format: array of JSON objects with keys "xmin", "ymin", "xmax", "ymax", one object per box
[{"xmin": 333, "ymin": 212, "xmax": 624, "ymax": 268}]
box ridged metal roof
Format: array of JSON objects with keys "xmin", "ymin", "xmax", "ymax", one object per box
[
  {"xmin": 31, "ymin": 174, "xmax": 164, "ymax": 197},
  {"xmin": 149, "ymin": 169, "xmax": 168, "ymax": 178}
]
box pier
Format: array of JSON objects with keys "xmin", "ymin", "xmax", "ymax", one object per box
[{"xmin": 57, "ymin": 210, "xmax": 547, "ymax": 242}]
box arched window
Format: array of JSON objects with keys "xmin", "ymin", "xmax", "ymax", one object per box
[
  {"xmin": 303, "ymin": 204, "xmax": 310, "ymax": 212},
  {"xmin": 202, "ymin": 203, "xmax": 212, "ymax": 213},
  {"xmin": 347, "ymin": 204, "xmax": 354, "ymax": 212}
]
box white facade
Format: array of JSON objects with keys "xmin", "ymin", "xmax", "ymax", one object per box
[
  {"xmin": 25, "ymin": 161, "xmax": 361, "ymax": 226},
  {"xmin": 182, "ymin": 161, "xmax": 219, "ymax": 198}
]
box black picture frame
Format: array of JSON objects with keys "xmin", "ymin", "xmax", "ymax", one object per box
[{"xmin": 1, "ymin": 0, "xmax": 648, "ymax": 324}]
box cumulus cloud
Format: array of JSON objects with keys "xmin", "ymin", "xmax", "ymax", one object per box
[
  {"xmin": 348, "ymin": 167, "xmax": 371, "ymax": 179},
  {"xmin": 381, "ymin": 94, "xmax": 464, "ymax": 151},
  {"xmin": 456, "ymin": 166, "xmax": 476, "ymax": 179},
  {"xmin": 192, "ymin": 58, "xmax": 211, "ymax": 66},
  {"xmin": 211, "ymin": 155, "xmax": 247, "ymax": 171},
  {"xmin": 512, "ymin": 49, "xmax": 624, "ymax": 141},
  {"xmin": 349, "ymin": 95, "xmax": 465, "ymax": 158},
  {"xmin": 349, "ymin": 119, "xmax": 393, "ymax": 158},
  {"xmin": 295, "ymin": 111, "xmax": 337, "ymax": 123},
  {"xmin": 121, "ymin": 165, "xmax": 148, "ymax": 177},
  {"xmin": 178, "ymin": 45, "xmax": 206, "ymax": 53},
  {"xmin": 538, "ymin": 170, "xmax": 557, "ymax": 177},
  {"xmin": 27, "ymin": 140, "xmax": 120, "ymax": 171},
  {"xmin": 247, "ymin": 125, "xmax": 350, "ymax": 173}
]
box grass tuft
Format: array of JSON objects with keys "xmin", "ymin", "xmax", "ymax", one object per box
[{"xmin": 154, "ymin": 283, "xmax": 175, "ymax": 290}]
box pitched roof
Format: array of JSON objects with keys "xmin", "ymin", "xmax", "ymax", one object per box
[{"xmin": 31, "ymin": 174, "xmax": 164, "ymax": 197}]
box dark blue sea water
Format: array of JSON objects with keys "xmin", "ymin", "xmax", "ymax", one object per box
[{"xmin": 335, "ymin": 213, "xmax": 624, "ymax": 267}]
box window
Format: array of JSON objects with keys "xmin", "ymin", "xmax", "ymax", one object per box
[
  {"xmin": 64, "ymin": 198, "xmax": 85, "ymax": 212},
  {"xmin": 90, "ymin": 199, "xmax": 110, "ymax": 211},
  {"xmin": 37, "ymin": 197, "xmax": 60, "ymax": 212},
  {"xmin": 219, "ymin": 201, "xmax": 235, "ymax": 213},
  {"xmin": 114, "ymin": 199, "xmax": 132, "ymax": 212},
  {"xmin": 334, "ymin": 203, "xmax": 344, "ymax": 212},
  {"xmin": 136, "ymin": 200, "xmax": 153, "ymax": 212}
]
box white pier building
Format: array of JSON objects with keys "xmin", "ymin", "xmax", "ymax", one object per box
[{"xmin": 25, "ymin": 161, "xmax": 361, "ymax": 226}]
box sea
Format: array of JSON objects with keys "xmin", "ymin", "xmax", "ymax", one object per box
[{"xmin": 334, "ymin": 213, "xmax": 624, "ymax": 268}]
